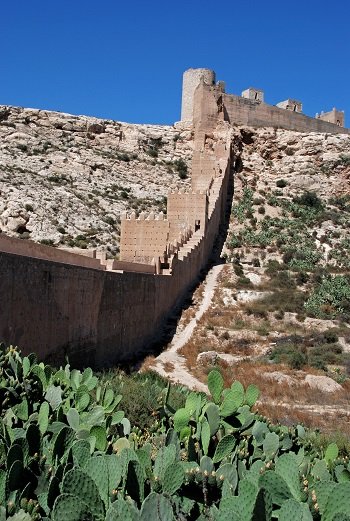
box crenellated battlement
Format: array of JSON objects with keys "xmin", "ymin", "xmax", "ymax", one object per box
[
  {"xmin": 182, "ymin": 68, "xmax": 348, "ymax": 134},
  {"xmin": 120, "ymin": 210, "xmax": 166, "ymax": 221}
]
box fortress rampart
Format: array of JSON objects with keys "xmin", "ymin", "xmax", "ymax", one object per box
[
  {"xmin": 182, "ymin": 68, "xmax": 349, "ymax": 135},
  {"xmin": 221, "ymin": 92, "xmax": 349, "ymax": 134},
  {"xmin": 0, "ymin": 78, "xmax": 232, "ymax": 365},
  {"xmin": 1, "ymin": 67, "xmax": 348, "ymax": 366}
]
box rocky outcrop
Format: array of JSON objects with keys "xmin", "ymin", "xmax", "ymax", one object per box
[{"xmin": 235, "ymin": 127, "xmax": 350, "ymax": 199}]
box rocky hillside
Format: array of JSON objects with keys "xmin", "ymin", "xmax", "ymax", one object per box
[
  {"xmin": 0, "ymin": 106, "xmax": 193, "ymax": 256},
  {"xmin": 148, "ymin": 125, "xmax": 350, "ymax": 436},
  {"xmin": 2, "ymin": 103, "xmax": 350, "ymax": 435},
  {"xmin": 236, "ymin": 126, "xmax": 350, "ymax": 199}
]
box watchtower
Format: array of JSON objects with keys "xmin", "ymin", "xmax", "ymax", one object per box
[
  {"xmin": 181, "ymin": 68, "xmax": 216, "ymax": 123},
  {"xmin": 317, "ymin": 108, "xmax": 345, "ymax": 127},
  {"xmin": 241, "ymin": 87, "xmax": 264, "ymax": 103}
]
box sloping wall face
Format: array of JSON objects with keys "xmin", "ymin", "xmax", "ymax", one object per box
[{"xmin": 0, "ymin": 86, "xmax": 232, "ymax": 366}]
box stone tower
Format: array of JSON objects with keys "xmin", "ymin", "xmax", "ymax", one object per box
[
  {"xmin": 181, "ymin": 68, "xmax": 216, "ymax": 123},
  {"xmin": 317, "ymin": 108, "xmax": 345, "ymax": 127}
]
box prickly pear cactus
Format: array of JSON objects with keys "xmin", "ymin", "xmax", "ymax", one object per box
[
  {"xmin": 52, "ymin": 493, "xmax": 95, "ymax": 521},
  {"xmin": 61, "ymin": 468, "xmax": 105, "ymax": 519},
  {"xmin": 140, "ymin": 492, "xmax": 174, "ymax": 521}
]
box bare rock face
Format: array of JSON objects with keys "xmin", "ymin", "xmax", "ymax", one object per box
[
  {"xmin": 0, "ymin": 106, "xmax": 193, "ymax": 254},
  {"xmin": 236, "ymin": 127, "xmax": 350, "ymax": 200},
  {"xmin": 304, "ymin": 374, "xmax": 342, "ymax": 393},
  {"xmin": 263, "ymin": 371, "xmax": 296, "ymax": 386},
  {"xmin": 197, "ymin": 351, "xmax": 219, "ymax": 366}
]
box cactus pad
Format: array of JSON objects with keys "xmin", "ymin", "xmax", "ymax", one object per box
[
  {"xmin": 163, "ymin": 462, "xmax": 184, "ymax": 495},
  {"xmin": 278, "ymin": 498, "xmax": 313, "ymax": 521},
  {"xmin": 52, "ymin": 493, "xmax": 95, "ymax": 521},
  {"xmin": 140, "ymin": 492, "xmax": 174, "ymax": 521},
  {"xmin": 62, "ymin": 468, "xmax": 105, "ymax": 519},
  {"xmin": 213, "ymin": 434, "xmax": 236, "ymax": 463},
  {"xmin": 207, "ymin": 370, "xmax": 224, "ymax": 404}
]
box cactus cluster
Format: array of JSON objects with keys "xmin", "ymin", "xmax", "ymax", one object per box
[{"xmin": 0, "ymin": 346, "xmax": 349, "ymax": 520}]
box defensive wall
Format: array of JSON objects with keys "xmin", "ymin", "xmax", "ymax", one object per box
[
  {"xmin": 181, "ymin": 68, "xmax": 349, "ymax": 135},
  {"xmin": 2, "ymin": 67, "xmax": 348, "ymax": 366},
  {"xmin": 0, "ymin": 81, "xmax": 232, "ymax": 366},
  {"xmin": 221, "ymin": 93, "xmax": 349, "ymax": 134}
]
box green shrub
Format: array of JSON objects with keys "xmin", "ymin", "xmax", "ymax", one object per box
[
  {"xmin": 290, "ymin": 350, "xmax": 307, "ymax": 369},
  {"xmin": 40, "ymin": 238, "xmax": 54, "ymax": 246},
  {"xmin": 117, "ymin": 152, "xmax": 131, "ymax": 161},
  {"xmin": 305, "ymin": 274, "xmax": 350, "ymax": 319},
  {"xmin": 173, "ymin": 158, "xmax": 188, "ymax": 179},
  {"xmin": 339, "ymin": 153, "xmax": 350, "ymax": 166},
  {"xmin": 293, "ymin": 191, "xmax": 324, "ymax": 211},
  {"xmin": 146, "ymin": 147, "xmax": 158, "ymax": 158},
  {"xmin": 276, "ymin": 179, "xmax": 288, "ymax": 188}
]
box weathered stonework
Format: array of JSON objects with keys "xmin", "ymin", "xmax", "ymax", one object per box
[
  {"xmin": 317, "ymin": 108, "xmax": 345, "ymax": 127},
  {"xmin": 181, "ymin": 68, "xmax": 216, "ymax": 123}
]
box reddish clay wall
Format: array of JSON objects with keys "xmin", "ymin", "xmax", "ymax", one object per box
[{"xmin": 120, "ymin": 218, "xmax": 169, "ymax": 263}]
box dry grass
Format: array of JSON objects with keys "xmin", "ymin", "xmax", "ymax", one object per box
[
  {"xmin": 162, "ymin": 361, "xmax": 175, "ymax": 372},
  {"xmin": 174, "ymin": 280, "xmax": 206, "ymax": 329},
  {"xmin": 139, "ymin": 355, "xmax": 156, "ymax": 372},
  {"xmin": 218, "ymin": 360, "xmax": 350, "ymax": 436},
  {"xmin": 256, "ymin": 402, "xmax": 350, "ymax": 437}
]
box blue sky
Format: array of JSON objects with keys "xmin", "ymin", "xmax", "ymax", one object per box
[{"xmin": 1, "ymin": 1, "xmax": 349, "ymax": 125}]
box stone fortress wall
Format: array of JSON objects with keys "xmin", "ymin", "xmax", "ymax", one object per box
[
  {"xmin": 0, "ymin": 75, "xmax": 232, "ymax": 366},
  {"xmin": 181, "ymin": 68, "xmax": 349, "ymax": 134},
  {"xmin": 0, "ymin": 68, "xmax": 348, "ymax": 366}
]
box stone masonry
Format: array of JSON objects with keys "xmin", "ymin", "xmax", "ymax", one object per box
[{"xmin": 181, "ymin": 68, "xmax": 348, "ymax": 133}]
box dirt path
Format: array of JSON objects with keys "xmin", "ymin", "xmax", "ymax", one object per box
[{"xmin": 152, "ymin": 263, "xmax": 225, "ymax": 392}]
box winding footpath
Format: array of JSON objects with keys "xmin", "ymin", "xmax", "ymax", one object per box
[{"xmin": 152, "ymin": 263, "xmax": 225, "ymax": 392}]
